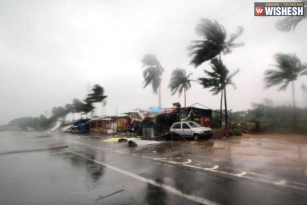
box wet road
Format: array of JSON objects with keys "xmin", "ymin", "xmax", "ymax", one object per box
[{"xmin": 0, "ymin": 131, "xmax": 307, "ymax": 205}]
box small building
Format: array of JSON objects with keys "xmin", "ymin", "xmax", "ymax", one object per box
[
  {"xmin": 179, "ymin": 107, "xmax": 212, "ymax": 128},
  {"xmin": 87, "ymin": 116, "xmax": 133, "ymax": 134},
  {"xmin": 87, "ymin": 117, "xmax": 117, "ymax": 134},
  {"xmin": 155, "ymin": 107, "xmax": 212, "ymax": 134},
  {"xmin": 116, "ymin": 117, "xmax": 131, "ymax": 133}
]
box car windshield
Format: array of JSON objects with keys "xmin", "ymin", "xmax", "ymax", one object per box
[{"xmin": 188, "ymin": 121, "xmax": 202, "ymax": 128}]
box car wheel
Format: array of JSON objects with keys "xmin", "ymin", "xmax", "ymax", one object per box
[{"xmin": 193, "ymin": 134, "xmax": 199, "ymax": 141}]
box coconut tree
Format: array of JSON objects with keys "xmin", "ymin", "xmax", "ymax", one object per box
[
  {"xmin": 85, "ymin": 84, "xmax": 107, "ymax": 117},
  {"xmin": 276, "ymin": 1, "xmax": 307, "ymax": 32},
  {"xmin": 199, "ymin": 58, "xmax": 239, "ymax": 127},
  {"xmin": 188, "ymin": 18, "xmax": 244, "ymax": 67},
  {"xmin": 72, "ymin": 99, "xmax": 94, "ymax": 119},
  {"xmin": 85, "ymin": 84, "xmax": 107, "ymax": 104},
  {"xmin": 264, "ymin": 53, "xmax": 307, "ymax": 126},
  {"xmin": 64, "ymin": 103, "xmax": 74, "ymax": 122},
  {"xmin": 188, "ymin": 18, "xmax": 243, "ymax": 127},
  {"xmin": 51, "ymin": 106, "xmax": 66, "ymax": 121},
  {"xmin": 169, "ymin": 68, "xmax": 192, "ymax": 107},
  {"xmin": 142, "ymin": 54, "xmax": 164, "ymax": 108}
]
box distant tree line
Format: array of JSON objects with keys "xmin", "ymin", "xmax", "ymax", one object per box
[
  {"xmin": 228, "ymin": 99, "xmax": 307, "ymax": 129},
  {"xmin": 7, "ymin": 84, "xmax": 107, "ymax": 131}
]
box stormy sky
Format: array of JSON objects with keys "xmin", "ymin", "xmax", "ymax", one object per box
[{"xmin": 1, "ymin": 0, "xmax": 306, "ymax": 124}]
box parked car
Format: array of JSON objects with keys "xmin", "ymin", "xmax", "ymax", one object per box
[{"xmin": 170, "ymin": 121, "xmax": 212, "ymax": 140}]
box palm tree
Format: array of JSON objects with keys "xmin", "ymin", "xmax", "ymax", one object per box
[
  {"xmin": 199, "ymin": 58, "xmax": 239, "ymax": 127},
  {"xmin": 265, "ymin": 53, "xmax": 307, "ymax": 126},
  {"xmin": 72, "ymin": 99, "xmax": 94, "ymax": 119},
  {"xmin": 85, "ymin": 84, "xmax": 107, "ymax": 117},
  {"xmin": 276, "ymin": 1, "xmax": 307, "ymax": 32},
  {"xmin": 65, "ymin": 104, "xmax": 74, "ymax": 122},
  {"xmin": 188, "ymin": 18, "xmax": 244, "ymax": 67},
  {"xmin": 51, "ymin": 106, "xmax": 66, "ymax": 121},
  {"xmin": 188, "ymin": 18, "xmax": 243, "ymax": 127},
  {"xmin": 169, "ymin": 68, "xmax": 192, "ymax": 107},
  {"xmin": 142, "ymin": 54, "xmax": 164, "ymax": 108},
  {"xmin": 85, "ymin": 84, "xmax": 107, "ymax": 104}
]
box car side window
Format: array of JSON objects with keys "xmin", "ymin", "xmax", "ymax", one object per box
[
  {"xmin": 173, "ymin": 123, "xmax": 181, "ymax": 129},
  {"xmin": 182, "ymin": 123, "xmax": 190, "ymax": 129}
]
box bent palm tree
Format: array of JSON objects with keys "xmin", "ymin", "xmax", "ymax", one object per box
[
  {"xmin": 276, "ymin": 1, "xmax": 307, "ymax": 32},
  {"xmin": 85, "ymin": 84, "xmax": 107, "ymax": 116},
  {"xmin": 142, "ymin": 54, "xmax": 164, "ymax": 107},
  {"xmin": 265, "ymin": 53, "xmax": 307, "ymax": 126},
  {"xmin": 85, "ymin": 84, "xmax": 107, "ymax": 104},
  {"xmin": 72, "ymin": 99, "xmax": 94, "ymax": 119},
  {"xmin": 65, "ymin": 103, "xmax": 74, "ymax": 122},
  {"xmin": 199, "ymin": 58, "xmax": 239, "ymax": 127},
  {"xmin": 169, "ymin": 68, "xmax": 192, "ymax": 107},
  {"xmin": 188, "ymin": 18, "xmax": 243, "ymax": 127},
  {"xmin": 188, "ymin": 18, "xmax": 244, "ymax": 67}
]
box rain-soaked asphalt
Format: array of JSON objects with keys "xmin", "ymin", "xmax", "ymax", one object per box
[{"xmin": 0, "ymin": 131, "xmax": 307, "ymax": 205}]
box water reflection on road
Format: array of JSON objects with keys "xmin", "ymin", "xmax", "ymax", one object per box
[{"xmin": 1, "ymin": 131, "xmax": 307, "ymax": 205}]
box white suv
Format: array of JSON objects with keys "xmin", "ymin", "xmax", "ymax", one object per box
[{"xmin": 170, "ymin": 121, "xmax": 212, "ymax": 140}]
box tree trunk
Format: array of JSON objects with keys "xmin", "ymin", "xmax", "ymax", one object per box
[
  {"xmin": 220, "ymin": 90, "xmax": 223, "ymax": 128},
  {"xmin": 219, "ymin": 53, "xmax": 223, "ymax": 128},
  {"xmin": 292, "ymin": 81, "xmax": 297, "ymax": 127},
  {"xmin": 224, "ymin": 88, "xmax": 228, "ymax": 128},
  {"xmin": 184, "ymin": 89, "xmax": 186, "ymax": 108}
]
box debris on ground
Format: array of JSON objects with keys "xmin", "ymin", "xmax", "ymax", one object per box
[
  {"xmin": 102, "ymin": 137, "xmax": 139, "ymax": 143},
  {"xmin": 118, "ymin": 138, "xmax": 128, "ymax": 143},
  {"xmin": 128, "ymin": 139, "xmax": 163, "ymax": 147}
]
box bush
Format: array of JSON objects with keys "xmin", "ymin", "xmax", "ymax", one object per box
[{"xmin": 233, "ymin": 129, "xmax": 242, "ymax": 136}]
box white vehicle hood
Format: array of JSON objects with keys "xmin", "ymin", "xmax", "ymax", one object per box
[{"xmin": 193, "ymin": 127, "xmax": 211, "ymax": 132}]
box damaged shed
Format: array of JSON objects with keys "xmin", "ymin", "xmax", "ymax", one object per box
[{"xmin": 155, "ymin": 107, "xmax": 212, "ymax": 134}]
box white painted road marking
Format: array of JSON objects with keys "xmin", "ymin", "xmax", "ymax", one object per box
[
  {"xmin": 206, "ymin": 165, "xmax": 219, "ymax": 170},
  {"xmin": 69, "ymin": 140, "xmax": 307, "ymax": 191},
  {"xmin": 274, "ymin": 180, "xmax": 287, "ymax": 186},
  {"xmin": 154, "ymin": 158, "xmax": 192, "ymax": 164},
  {"xmin": 183, "ymin": 164, "xmax": 307, "ymax": 191},
  {"xmin": 69, "ymin": 151, "xmax": 220, "ymax": 205},
  {"xmin": 236, "ymin": 172, "xmax": 247, "ymax": 177}
]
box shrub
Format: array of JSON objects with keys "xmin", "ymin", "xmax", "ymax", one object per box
[{"xmin": 233, "ymin": 129, "xmax": 242, "ymax": 136}]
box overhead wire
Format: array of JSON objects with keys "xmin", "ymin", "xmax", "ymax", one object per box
[
  {"xmin": 204, "ymin": 0, "xmax": 239, "ymax": 18},
  {"xmin": 213, "ymin": 1, "xmax": 254, "ymax": 23}
]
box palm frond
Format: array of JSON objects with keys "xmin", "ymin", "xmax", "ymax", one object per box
[
  {"xmin": 276, "ymin": 1, "xmax": 307, "ymax": 31},
  {"xmin": 169, "ymin": 68, "xmax": 192, "ymax": 96},
  {"xmin": 276, "ymin": 16, "xmax": 307, "ymax": 32},
  {"xmin": 142, "ymin": 54, "xmax": 164, "ymax": 93},
  {"xmin": 189, "ymin": 18, "xmax": 244, "ymax": 67},
  {"xmin": 264, "ymin": 53, "xmax": 306, "ymax": 91},
  {"xmin": 228, "ymin": 69, "xmax": 240, "ymax": 79},
  {"xmin": 227, "ymin": 26, "xmax": 244, "ymax": 44}
]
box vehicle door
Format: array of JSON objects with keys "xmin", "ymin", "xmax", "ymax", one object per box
[
  {"xmin": 171, "ymin": 123, "xmax": 181, "ymax": 135},
  {"xmin": 181, "ymin": 122, "xmax": 192, "ymax": 137}
]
